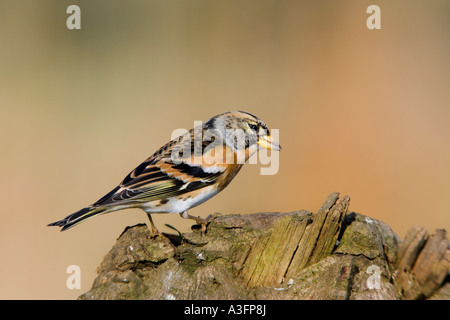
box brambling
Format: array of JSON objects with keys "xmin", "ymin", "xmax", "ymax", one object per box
[{"xmin": 48, "ymin": 111, "xmax": 281, "ymax": 234}]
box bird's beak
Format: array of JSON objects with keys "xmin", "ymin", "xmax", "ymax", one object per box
[{"xmin": 257, "ymin": 135, "xmax": 282, "ymax": 151}]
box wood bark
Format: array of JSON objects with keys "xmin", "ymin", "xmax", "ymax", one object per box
[{"xmin": 79, "ymin": 193, "xmax": 449, "ymax": 300}]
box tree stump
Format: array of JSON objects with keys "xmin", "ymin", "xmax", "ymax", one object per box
[{"xmin": 79, "ymin": 193, "xmax": 449, "ymax": 300}]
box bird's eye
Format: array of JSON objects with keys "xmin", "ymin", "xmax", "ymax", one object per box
[{"xmin": 249, "ymin": 124, "xmax": 258, "ymax": 132}]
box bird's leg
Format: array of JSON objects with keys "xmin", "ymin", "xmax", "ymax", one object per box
[
  {"xmin": 179, "ymin": 210, "xmax": 221, "ymax": 233},
  {"xmin": 145, "ymin": 212, "xmax": 161, "ymax": 236}
]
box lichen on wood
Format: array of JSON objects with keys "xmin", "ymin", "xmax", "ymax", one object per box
[{"xmin": 79, "ymin": 193, "xmax": 449, "ymax": 300}]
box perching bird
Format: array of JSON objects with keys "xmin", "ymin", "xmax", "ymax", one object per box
[{"xmin": 48, "ymin": 111, "xmax": 281, "ymax": 234}]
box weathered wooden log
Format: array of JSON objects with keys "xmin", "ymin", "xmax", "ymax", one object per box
[
  {"xmin": 393, "ymin": 227, "xmax": 450, "ymax": 299},
  {"xmin": 79, "ymin": 193, "xmax": 449, "ymax": 300}
]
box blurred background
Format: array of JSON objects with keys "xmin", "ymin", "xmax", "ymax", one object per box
[{"xmin": 1, "ymin": 0, "xmax": 449, "ymax": 299}]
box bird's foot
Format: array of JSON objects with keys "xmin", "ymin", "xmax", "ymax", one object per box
[
  {"xmin": 181, "ymin": 211, "xmax": 222, "ymax": 234},
  {"xmin": 147, "ymin": 224, "xmax": 164, "ymax": 238},
  {"xmin": 200, "ymin": 212, "xmax": 222, "ymax": 233},
  {"xmin": 145, "ymin": 212, "xmax": 165, "ymax": 238}
]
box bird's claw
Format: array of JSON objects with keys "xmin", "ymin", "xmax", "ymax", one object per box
[{"xmin": 193, "ymin": 212, "xmax": 222, "ymax": 235}]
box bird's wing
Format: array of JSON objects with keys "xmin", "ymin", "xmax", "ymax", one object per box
[{"xmin": 92, "ymin": 130, "xmax": 233, "ymax": 207}]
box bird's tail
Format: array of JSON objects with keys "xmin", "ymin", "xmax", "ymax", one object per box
[{"xmin": 47, "ymin": 206, "xmax": 107, "ymax": 231}]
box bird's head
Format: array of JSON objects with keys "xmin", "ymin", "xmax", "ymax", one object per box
[{"xmin": 204, "ymin": 111, "xmax": 282, "ymax": 153}]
